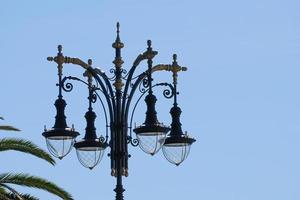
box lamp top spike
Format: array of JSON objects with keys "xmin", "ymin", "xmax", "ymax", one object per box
[
  {"xmin": 58, "ymin": 45, "xmax": 62, "ymax": 54},
  {"xmin": 116, "ymin": 22, "xmax": 120, "ymax": 34},
  {"xmin": 112, "ymin": 22, "xmax": 124, "ymax": 49},
  {"xmin": 147, "ymin": 40, "xmax": 152, "ymax": 48},
  {"xmin": 173, "ymin": 54, "xmax": 177, "ymax": 62},
  {"xmin": 88, "ymin": 59, "xmax": 92, "ymax": 66}
]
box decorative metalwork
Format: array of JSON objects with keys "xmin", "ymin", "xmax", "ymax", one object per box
[
  {"xmin": 42, "ymin": 23, "xmax": 195, "ymax": 200},
  {"xmin": 61, "ymin": 77, "xmax": 76, "ymax": 92},
  {"xmin": 109, "ymin": 68, "xmax": 117, "ymax": 81},
  {"xmin": 90, "ymin": 92, "xmax": 97, "ymax": 103},
  {"xmin": 138, "ymin": 78, "xmax": 147, "ymax": 93},
  {"xmin": 129, "ymin": 82, "xmax": 175, "ymax": 138},
  {"xmin": 60, "ymin": 74, "xmax": 110, "ymax": 142},
  {"xmin": 99, "ymin": 135, "xmax": 108, "ymax": 144},
  {"xmin": 127, "ymin": 136, "xmax": 139, "ymax": 147}
]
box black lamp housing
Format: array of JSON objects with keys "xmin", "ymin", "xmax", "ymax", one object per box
[
  {"xmin": 74, "ymin": 109, "xmax": 107, "ymax": 169},
  {"xmin": 133, "ymin": 93, "xmax": 170, "ymax": 135},
  {"xmin": 133, "ymin": 92, "xmax": 170, "ymax": 155},
  {"xmin": 164, "ymin": 105, "xmax": 195, "ymax": 145},
  {"xmin": 42, "ymin": 97, "xmax": 79, "ymax": 159},
  {"xmin": 74, "ymin": 72, "xmax": 108, "ymax": 169}
]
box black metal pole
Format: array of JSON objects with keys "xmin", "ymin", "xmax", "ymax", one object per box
[{"xmin": 112, "ymin": 22, "xmax": 126, "ymax": 200}]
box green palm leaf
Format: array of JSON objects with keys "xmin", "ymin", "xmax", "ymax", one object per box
[
  {"xmin": 0, "ymin": 193, "xmax": 12, "ymax": 200},
  {"xmin": 0, "ymin": 189, "xmax": 39, "ymax": 200},
  {"xmin": 0, "ymin": 139, "xmax": 55, "ymax": 165},
  {"xmin": 0, "ymin": 173, "xmax": 73, "ymax": 200},
  {"xmin": 0, "ymin": 117, "xmax": 20, "ymax": 131},
  {"xmin": 2, "ymin": 192, "xmax": 39, "ymax": 200},
  {"xmin": 0, "ymin": 126, "xmax": 20, "ymax": 132},
  {"xmin": 0, "ymin": 183, "xmax": 23, "ymax": 200},
  {"xmin": 0, "ymin": 186, "xmax": 12, "ymax": 200}
]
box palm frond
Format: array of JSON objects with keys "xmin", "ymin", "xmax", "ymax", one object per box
[
  {"xmin": 0, "ymin": 193, "xmax": 12, "ymax": 200},
  {"xmin": 0, "ymin": 139, "xmax": 55, "ymax": 165},
  {"xmin": 3, "ymin": 192, "xmax": 39, "ymax": 200},
  {"xmin": 0, "ymin": 173, "xmax": 73, "ymax": 200},
  {"xmin": 0, "ymin": 186, "xmax": 12, "ymax": 200},
  {"xmin": 0, "ymin": 117, "xmax": 20, "ymax": 131},
  {"xmin": 0, "ymin": 186, "xmax": 6, "ymax": 193},
  {"xmin": 0, "ymin": 181, "xmax": 39, "ymax": 200},
  {"xmin": 0, "ymin": 183, "xmax": 23, "ymax": 200},
  {"xmin": 0, "ymin": 126, "xmax": 20, "ymax": 132}
]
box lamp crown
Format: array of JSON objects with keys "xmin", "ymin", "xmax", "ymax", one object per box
[
  {"xmin": 147, "ymin": 40, "xmax": 152, "ymax": 49},
  {"xmin": 173, "ymin": 54, "xmax": 177, "ymax": 63},
  {"xmin": 88, "ymin": 59, "xmax": 92, "ymax": 66},
  {"xmin": 58, "ymin": 45, "xmax": 62, "ymax": 54},
  {"xmin": 116, "ymin": 22, "xmax": 120, "ymax": 34},
  {"xmin": 112, "ymin": 22, "xmax": 124, "ymax": 49}
]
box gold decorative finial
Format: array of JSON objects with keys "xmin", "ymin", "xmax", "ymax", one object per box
[
  {"xmin": 170, "ymin": 54, "xmax": 187, "ymax": 85},
  {"xmin": 55, "ymin": 45, "xmax": 64, "ymax": 76},
  {"xmin": 112, "ymin": 22, "xmax": 124, "ymax": 90},
  {"xmin": 122, "ymin": 167, "xmax": 129, "ymax": 177},
  {"xmin": 111, "ymin": 168, "xmax": 117, "ymax": 177},
  {"xmin": 143, "ymin": 39, "xmax": 157, "ymax": 60}
]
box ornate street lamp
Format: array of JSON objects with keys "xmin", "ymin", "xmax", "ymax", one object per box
[
  {"xmin": 133, "ymin": 41, "xmax": 170, "ymax": 155},
  {"xmin": 42, "ymin": 45, "xmax": 79, "ymax": 160},
  {"xmin": 73, "ymin": 68, "xmax": 108, "ymax": 169},
  {"xmin": 42, "ymin": 23, "xmax": 195, "ymax": 200},
  {"xmin": 162, "ymin": 54, "xmax": 196, "ymax": 166}
]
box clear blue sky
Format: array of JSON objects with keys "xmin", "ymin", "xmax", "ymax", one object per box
[{"xmin": 1, "ymin": 0, "xmax": 300, "ymax": 200}]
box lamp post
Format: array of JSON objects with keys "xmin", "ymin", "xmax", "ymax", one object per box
[{"xmin": 42, "ymin": 23, "xmax": 195, "ymax": 200}]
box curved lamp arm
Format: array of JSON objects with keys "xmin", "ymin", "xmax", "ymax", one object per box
[
  {"xmin": 121, "ymin": 40, "xmax": 158, "ymax": 120},
  {"xmin": 127, "ymin": 82, "xmax": 174, "ymax": 145},
  {"xmin": 47, "ymin": 52, "xmax": 115, "ymax": 124},
  {"xmin": 93, "ymin": 67, "xmax": 116, "ymax": 114},
  {"xmin": 60, "ymin": 75, "xmax": 110, "ymax": 144},
  {"xmin": 123, "ymin": 61, "xmax": 188, "ymax": 127}
]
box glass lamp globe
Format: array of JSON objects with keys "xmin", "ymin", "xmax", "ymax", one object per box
[
  {"xmin": 134, "ymin": 93, "xmax": 170, "ymax": 155},
  {"xmin": 134, "ymin": 123, "xmax": 169, "ymax": 155},
  {"xmin": 162, "ymin": 133, "xmax": 195, "ymax": 166},
  {"xmin": 74, "ymin": 139, "xmax": 107, "ymax": 170},
  {"xmin": 42, "ymin": 127, "xmax": 79, "ymax": 159}
]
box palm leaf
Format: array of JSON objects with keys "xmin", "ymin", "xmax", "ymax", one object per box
[
  {"xmin": 3, "ymin": 192, "xmax": 39, "ymax": 200},
  {"xmin": 0, "ymin": 186, "xmax": 12, "ymax": 200},
  {"xmin": 0, "ymin": 186, "xmax": 6, "ymax": 193},
  {"xmin": 0, "ymin": 117, "xmax": 20, "ymax": 131},
  {"xmin": 0, "ymin": 139, "xmax": 55, "ymax": 165},
  {"xmin": 0, "ymin": 126, "xmax": 20, "ymax": 132},
  {"xmin": 16, "ymin": 194, "xmax": 38, "ymax": 200},
  {"xmin": 0, "ymin": 193, "xmax": 12, "ymax": 200},
  {"xmin": 1, "ymin": 178, "xmax": 39, "ymax": 200},
  {"xmin": 0, "ymin": 183, "xmax": 23, "ymax": 200},
  {"xmin": 0, "ymin": 173, "xmax": 73, "ymax": 200}
]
